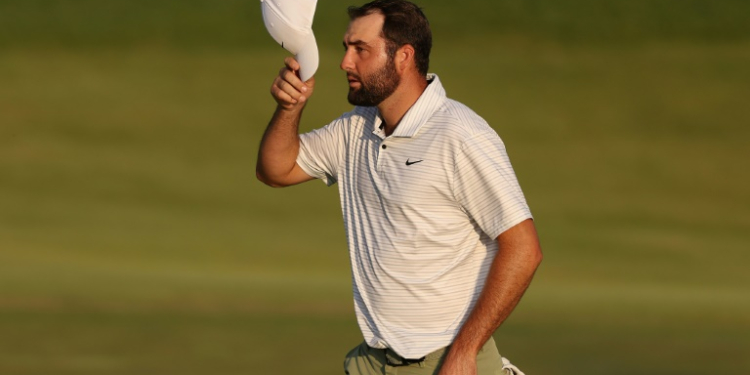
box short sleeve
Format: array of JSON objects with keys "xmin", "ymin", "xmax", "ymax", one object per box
[
  {"xmin": 453, "ymin": 131, "xmax": 532, "ymax": 239},
  {"xmin": 297, "ymin": 118, "xmax": 346, "ymax": 186}
]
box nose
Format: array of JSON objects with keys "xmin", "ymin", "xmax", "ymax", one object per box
[{"xmin": 340, "ymin": 49, "xmax": 355, "ymax": 72}]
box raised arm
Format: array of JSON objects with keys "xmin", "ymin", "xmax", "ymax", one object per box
[
  {"xmin": 256, "ymin": 57, "xmax": 317, "ymax": 187},
  {"xmin": 438, "ymin": 219, "xmax": 543, "ymax": 375}
]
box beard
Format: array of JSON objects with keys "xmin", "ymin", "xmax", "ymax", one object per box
[{"xmin": 347, "ymin": 57, "xmax": 400, "ymax": 107}]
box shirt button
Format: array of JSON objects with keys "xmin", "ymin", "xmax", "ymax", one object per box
[{"xmin": 382, "ymin": 144, "xmax": 387, "ymax": 149}]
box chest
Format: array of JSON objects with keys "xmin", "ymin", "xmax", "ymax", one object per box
[{"xmin": 344, "ymin": 131, "xmax": 457, "ymax": 207}]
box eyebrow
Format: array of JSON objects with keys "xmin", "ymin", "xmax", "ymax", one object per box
[{"xmin": 343, "ymin": 39, "xmax": 368, "ymax": 49}]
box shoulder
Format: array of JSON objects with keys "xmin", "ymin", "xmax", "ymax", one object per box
[
  {"xmin": 430, "ymin": 98, "xmax": 497, "ymax": 142},
  {"xmin": 310, "ymin": 107, "xmax": 373, "ymax": 139},
  {"xmin": 326, "ymin": 106, "xmax": 377, "ymax": 129}
]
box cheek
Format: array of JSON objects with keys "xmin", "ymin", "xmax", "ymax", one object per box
[
  {"xmin": 367, "ymin": 48, "xmax": 388, "ymax": 66},
  {"xmin": 364, "ymin": 54, "xmax": 389, "ymax": 74},
  {"xmin": 375, "ymin": 48, "xmax": 389, "ymax": 61}
]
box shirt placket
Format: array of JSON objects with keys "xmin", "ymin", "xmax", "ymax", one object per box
[{"xmin": 373, "ymin": 125, "xmax": 387, "ymax": 173}]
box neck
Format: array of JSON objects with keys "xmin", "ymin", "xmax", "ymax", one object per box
[{"xmin": 377, "ymin": 75, "xmax": 428, "ymax": 136}]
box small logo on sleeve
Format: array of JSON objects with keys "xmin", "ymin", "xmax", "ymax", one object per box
[{"xmin": 405, "ymin": 159, "xmax": 423, "ymax": 166}]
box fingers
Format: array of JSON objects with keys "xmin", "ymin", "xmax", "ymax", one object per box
[
  {"xmin": 270, "ymin": 81, "xmax": 297, "ymax": 105},
  {"xmin": 284, "ymin": 56, "xmax": 301, "ymax": 72},
  {"xmin": 280, "ymin": 66, "xmax": 309, "ymax": 97},
  {"xmin": 271, "ymin": 58, "xmax": 312, "ymax": 109},
  {"xmin": 272, "ymin": 73, "xmax": 307, "ymax": 104}
]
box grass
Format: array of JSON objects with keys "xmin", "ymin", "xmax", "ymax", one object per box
[{"xmin": 1, "ymin": 1, "xmax": 749, "ymax": 374}]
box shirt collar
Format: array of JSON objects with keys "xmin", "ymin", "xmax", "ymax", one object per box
[{"xmin": 370, "ymin": 73, "xmax": 446, "ymax": 138}]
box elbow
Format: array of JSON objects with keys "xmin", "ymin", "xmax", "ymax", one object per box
[
  {"xmin": 534, "ymin": 247, "xmax": 543, "ymax": 266},
  {"xmin": 255, "ymin": 167, "xmax": 285, "ymax": 188},
  {"xmin": 531, "ymin": 245, "xmax": 543, "ymax": 268}
]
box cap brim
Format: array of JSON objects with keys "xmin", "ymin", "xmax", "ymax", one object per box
[{"xmin": 296, "ymin": 33, "xmax": 319, "ymax": 82}]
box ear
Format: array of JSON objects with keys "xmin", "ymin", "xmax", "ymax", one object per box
[{"xmin": 394, "ymin": 44, "xmax": 416, "ymax": 74}]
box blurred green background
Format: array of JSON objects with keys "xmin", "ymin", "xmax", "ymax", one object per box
[{"xmin": 1, "ymin": 0, "xmax": 749, "ymax": 374}]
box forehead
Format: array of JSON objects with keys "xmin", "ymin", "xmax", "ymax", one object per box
[{"xmin": 344, "ymin": 12, "xmax": 385, "ymax": 43}]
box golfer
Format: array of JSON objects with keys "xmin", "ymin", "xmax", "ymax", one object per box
[{"xmin": 256, "ymin": 1, "xmax": 542, "ymax": 374}]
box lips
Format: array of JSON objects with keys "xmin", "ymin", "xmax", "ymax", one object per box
[{"xmin": 347, "ymin": 76, "xmax": 361, "ymax": 88}]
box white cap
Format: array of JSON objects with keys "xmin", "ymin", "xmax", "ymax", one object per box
[{"xmin": 261, "ymin": 0, "xmax": 319, "ymax": 81}]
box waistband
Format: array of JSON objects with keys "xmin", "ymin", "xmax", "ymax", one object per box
[{"xmin": 383, "ymin": 345, "xmax": 450, "ymax": 367}]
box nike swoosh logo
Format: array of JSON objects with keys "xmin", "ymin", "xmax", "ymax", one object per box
[{"xmin": 405, "ymin": 159, "xmax": 423, "ymax": 166}]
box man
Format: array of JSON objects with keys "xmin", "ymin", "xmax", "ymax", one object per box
[{"xmin": 256, "ymin": 1, "xmax": 542, "ymax": 374}]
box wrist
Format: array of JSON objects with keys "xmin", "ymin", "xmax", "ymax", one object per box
[
  {"xmin": 274, "ymin": 104, "xmax": 306, "ymax": 122},
  {"xmin": 277, "ymin": 103, "xmax": 305, "ymax": 113},
  {"xmin": 448, "ymin": 334, "xmax": 484, "ymax": 358}
]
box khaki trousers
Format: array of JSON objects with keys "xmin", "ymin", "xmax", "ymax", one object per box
[{"xmin": 343, "ymin": 337, "xmax": 514, "ymax": 375}]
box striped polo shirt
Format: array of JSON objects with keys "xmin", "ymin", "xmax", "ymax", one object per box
[{"xmin": 296, "ymin": 74, "xmax": 532, "ymax": 359}]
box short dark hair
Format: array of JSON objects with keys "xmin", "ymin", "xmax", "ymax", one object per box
[{"xmin": 348, "ymin": 0, "xmax": 432, "ymax": 76}]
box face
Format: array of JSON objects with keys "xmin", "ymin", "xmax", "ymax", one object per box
[{"xmin": 341, "ymin": 13, "xmax": 401, "ymax": 106}]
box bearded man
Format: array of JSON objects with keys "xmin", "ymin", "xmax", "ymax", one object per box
[{"xmin": 256, "ymin": 1, "xmax": 542, "ymax": 374}]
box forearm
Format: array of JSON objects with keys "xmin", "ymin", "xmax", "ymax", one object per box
[
  {"xmin": 448, "ymin": 219, "xmax": 542, "ymax": 358},
  {"xmin": 256, "ymin": 106, "xmax": 304, "ymax": 185},
  {"xmin": 256, "ymin": 57, "xmax": 315, "ymax": 187}
]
